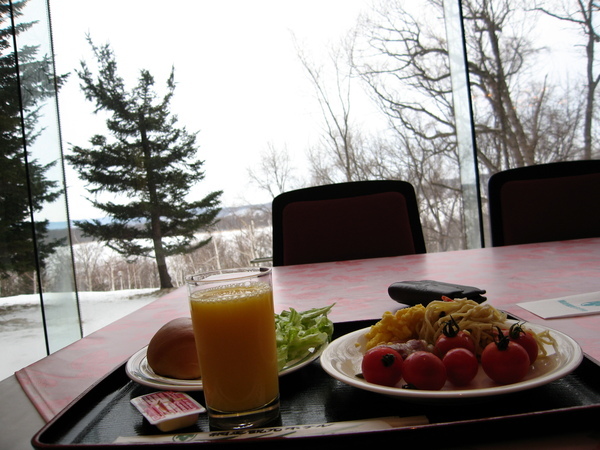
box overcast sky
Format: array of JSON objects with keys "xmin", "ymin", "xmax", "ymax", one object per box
[
  {"xmin": 45, "ymin": 0, "xmax": 378, "ymax": 221},
  {"xmin": 37, "ymin": 0, "xmax": 585, "ymax": 223}
]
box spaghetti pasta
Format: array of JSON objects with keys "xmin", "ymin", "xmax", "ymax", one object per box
[
  {"xmin": 532, "ymin": 329, "xmax": 559, "ymax": 358},
  {"xmin": 364, "ymin": 298, "xmax": 559, "ymax": 358},
  {"xmin": 415, "ymin": 298, "xmax": 508, "ymax": 356},
  {"xmin": 365, "ymin": 298, "xmax": 559, "ymax": 359}
]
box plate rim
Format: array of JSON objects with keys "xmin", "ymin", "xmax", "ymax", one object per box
[
  {"xmin": 320, "ymin": 321, "xmax": 584, "ymax": 399},
  {"xmin": 125, "ymin": 343, "xmax": 327, "ymax": 391}
]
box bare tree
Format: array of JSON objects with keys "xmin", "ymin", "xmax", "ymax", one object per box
[
  {"xmin": 72, "ymin": 239, "xmax": 105, "ymax": 291},
  {"xmin": 534, "ymin": 0, "xmax": 600, "ymax": 159},
  {"xmin": 211, "ymin": 207, "xmax": 272, "ymax": 266},
  {"xmin": 462, "ymin": 0, "xmax": 583, "ymax": 169},
  {"xmin": 355, "ymin": 1, "xmax": 469, "ymax": 249},
  {"xmin": 247, "ymin": 142, "xmax": 298, "ymax": 197},
  {"xmin": 353, "ymin": 0, "xmax": 586, "ymax": 249},
  {"xmin": 360, "ymin": 0, "xmax": 580, "ymax": 171},
  {"xmin": 296, "ymin": 33, "xmax": 384, "ymax": 184}
]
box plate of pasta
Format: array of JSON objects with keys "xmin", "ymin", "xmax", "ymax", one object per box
[{"xmin": 320, "ymin": 299, "xmax": 583, "ymax": 400}]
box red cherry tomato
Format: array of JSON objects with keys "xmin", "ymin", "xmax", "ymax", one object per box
[
  {"xmin": 435, "ymin": 315, "xmax": 476, "ymax": 356},
  {"xmin": 402, "ymin": 351, "xmax": 447, "ymax": 390},
  {"xmin": 436, "ymin": 330, "xmax": 476, "ymax": 356},
  {"xmin": 361, "ymin": 346, "xmax": 404, "ymax": 387},
  {"xmin": 508, "ymin": 322, "xmax": 539, "ymax": 364},
  {"xmin": 481, "ymin": 328, "xmax": 530, "ymax": 384},
  {"xmin": 442, "ymin": 348, "xmax": 478, "ymax": 386}
]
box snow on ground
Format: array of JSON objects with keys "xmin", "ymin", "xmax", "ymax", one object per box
[{"xmin": 0, "ymin": 289, "xmax": 163, "ymax": 382}]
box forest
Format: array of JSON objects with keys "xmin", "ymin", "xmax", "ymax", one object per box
[{"xmin": 2, "ymin": 0, "xmax": 598, "ymax": 297}]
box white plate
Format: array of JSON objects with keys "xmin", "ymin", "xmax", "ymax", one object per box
[
  {"xmin": 320, "ymin": 322, "xmax": 583, "ymax": 400},
  {"xmin": 126, "ymin": 344, "xmax": 327, "ymax": 391}
]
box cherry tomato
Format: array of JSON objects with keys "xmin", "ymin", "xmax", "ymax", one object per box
[
  {"xmin": 481, "ymin": 328, "xmax": 530, "ymax": 384},
  {"xmin": 361, "ymin": 346, "xmax": 404, "ymax": 387},
  {"xmin": 435, "ymin": 315, "xmax": 476, "ymax": 356},
  {"xmin": 442, "ymin": 348, "xmax": 479, "ymax": 386},
  {"xmin": 402, "ymin": 351, "xmax": 447, "ymax": 390},
  {"xmin": 508, "ymin": 322, "xmax": 539, "ymax": 364}
]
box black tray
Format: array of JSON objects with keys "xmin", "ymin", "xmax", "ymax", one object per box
[{"xmin": 32, "ymin": 319, "xmax": 600, "ymax": 449}]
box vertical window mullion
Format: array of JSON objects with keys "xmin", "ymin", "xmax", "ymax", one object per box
[{"xmin": 444, "ymin": 0, "xmax": 485, "ymax": 249}]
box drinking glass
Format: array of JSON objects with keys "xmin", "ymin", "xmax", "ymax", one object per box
[{"xmin": 186, "ymin": 267, "xmax": 280, "ymax": 430}]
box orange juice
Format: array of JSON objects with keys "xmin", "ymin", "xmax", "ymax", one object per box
[{"xmin": 189, "ymin": 282, "xmax": 279, "ymax": 413}]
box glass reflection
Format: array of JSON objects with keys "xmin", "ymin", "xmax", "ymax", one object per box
[{"xmin": 0, "ymin": 0, "xmax": 79, "ymax": 376}]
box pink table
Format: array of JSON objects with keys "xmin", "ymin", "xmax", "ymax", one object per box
[{"xmin": 16, "ymin": 238, "xmax": 600, "ymax": 422}]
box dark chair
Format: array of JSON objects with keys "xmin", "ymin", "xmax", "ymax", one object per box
[
  {"xmin": 488, "ymin": 160, "xmax": 600, "ymax": 246},
  {"xmin": 272, "ymin": 180, "xmax": 426, "ymax": 266}
]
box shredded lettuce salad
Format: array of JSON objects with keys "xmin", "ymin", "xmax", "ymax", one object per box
[{"xmin": 275, "ymin": 304, "xmax": 335, "ymax": 370}]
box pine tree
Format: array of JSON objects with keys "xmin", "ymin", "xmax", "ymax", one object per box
[
  {"xmin": 0, "ymin": 0, "xmax": 64, "ymax": 282},
  {"xmin": 67, "ymin": 37, "xmax": 222, "ymax": 289}
]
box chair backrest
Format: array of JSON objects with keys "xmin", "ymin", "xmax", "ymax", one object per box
[
  {"xmin": 488, "ymin": 160, "xmax": 600, "ymax": 246},
  {"xmin": 272, "ymin": 180, "xmax": 426, "ymax": 266}
]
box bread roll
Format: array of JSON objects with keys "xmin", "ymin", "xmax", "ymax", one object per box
[{"xmin": 147, "ymin": 317, "xmax": 201, "ymax": 379}]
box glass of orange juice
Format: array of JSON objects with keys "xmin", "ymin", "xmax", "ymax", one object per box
[{"xmin": 186, "ymin": 267, "xmax": 280, "ymax": 430}]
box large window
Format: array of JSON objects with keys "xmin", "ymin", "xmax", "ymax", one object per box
[
  {"xmin": 1, "ymin": 0, "xmax": 597, "ymax": 381},
  {"xmin": 0, "ymin": 0, "xmax": 79, "ymax": 381}
]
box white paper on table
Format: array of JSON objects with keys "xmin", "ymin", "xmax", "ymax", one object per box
[{"xmin": 518, "ymin": 291, "xmax": 600, "ymax": 319}]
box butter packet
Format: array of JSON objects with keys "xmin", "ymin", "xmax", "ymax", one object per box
[{"xmin": 131, "ymin": 391, "xmax": 205, "ymax": 432}]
